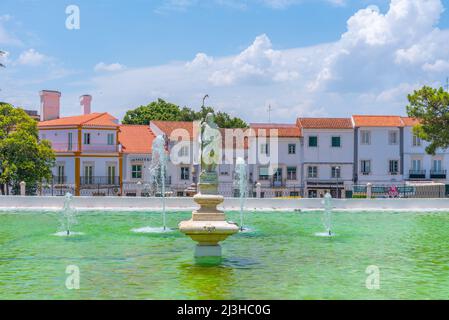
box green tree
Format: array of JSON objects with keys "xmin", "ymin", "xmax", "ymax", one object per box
[
  {"xmin": 122, "ymin": 98, "xmax": 247, "ymax": 128},
  {"xmin": 0, "ymin": 103, "xmax": 55, "ymax": 195},
  {"xmin": 406, "ymin": 86, "xmax": 449, "ymax": 155}
]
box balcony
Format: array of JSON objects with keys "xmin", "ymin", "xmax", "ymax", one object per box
[
  {"xmin": 80, "ymin": 176, "xmax": 120, "ymax": 186},
  {"xmin": 430, "ymin": 170, "xmax": 447, "ymax": 179},
  {"xmin": 271, "ymin": 179, "xmax": 287, "ymax": 188},
  {"xmin": 45, "ymin": 176, "xmax": 68, "ymax": 185},
  {"xmin": 409, "ymin": 170, "xmax": 426, "ymax": 179}
]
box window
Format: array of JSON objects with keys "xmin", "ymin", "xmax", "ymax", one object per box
[
  {"xmin": 290, "ymin": 191, "xmax": 299, "ymax": 197},
  {"xmin": 361, "ymin": 131, "xmax": 371, "ymax": 145},
  {"xmin": 331, "ymin": 166, "xmax": 341, "ymax": 178},
  {"xmin": 389, "ymin": 131, "xmax": 398, "ymax": 145},
  {"xmin": 287, "ymin": 167, "xmax": 297, "ymax": 180},
  {"xmin": 83, "ymin": 133, "xmax": 91, "ymax": 145},
  {"xmin": 181, "ymin": 167, "xmax": 190, "ymax": 180},
  {"xmin": 273, "ymin": 168, "xmax": 282, "ymax": 182},
  {"xmin": 131, "ymin": 165, "xmax": 142, "ymax": 179},
  {"xmin": 308, "ymin": 166, "xmax": 318, "ymax": 178},
  {"xmin": 68, "ymin": 132, "xmax": 73, "ymax": 151},
  {"xmin": 84, "ymin": 165, "xmax": 93, "ymax": 184},
  {"xmin": 260, "ymin": 143, "xmax": 269, "ymax": 155},
  {"xmin": 389, "ymin": 160, "xmax": 399, "ymax": 175},
  {"xmin": 288, "ymin": 144, "xmax": 296, "ymax": 154},
  {"xmin": 412, "ymin": 159, "xmax": 422, "ymax": 171},
  {"xmin": 361, "ymin": 160, "xmax": 371, "ymax": 175},
  {"xmin": 178, "ymin": 146, "xmax": 189, "ymax": 157},
  {"xmin": 308, "ymin": 136, "xmax": 318, "ymax": 147},
  {"xmin": 107, "ymin": 133, "xmax": 114, "ymax": 145},
  {"xmin": 259, "ymin": 167, "xmax": 269, "ymax": 180},
  {"xmin": 413, "ymin": 135, "xmax": 422, "ymax": 147},
  {"xmin": 107, "ymin": 166, "xmax": 116, "ymax": 184},
  {"xmin": 275, "ymin": 191, "xmax": 283, "ymax": 198},
  {"xmin": 433, "ymin": 159, "xmax": 442, "ymax": 172},
  {"xmin": 331, "ymin": 136, "xmax": 341, "ymax": 148},
  {"xmin": 57, "ymin": 165, "xmax": 65, "ymax": 184},
  {"xmin": 219, "ymin": 164, "xmax": 230, "ymax": 176}
]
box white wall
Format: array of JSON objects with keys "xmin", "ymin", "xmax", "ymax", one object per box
[
  {"xmin": 3, "ymin": 195, "xmax": 449, "ymax": 211},
  {"xmin": 301, "ymin": 128, "xmax": 354, "ymax": 184},
  {"xmin": 403, "ymin": 126, "xmax": 449, "ymax": 181},
  {"xmin": 39, "ymin": 129, "xmax": 79, "ymax": 152},
  {"xmin": 357, "ymin": 127, "xmax": 402, "ymax": 184},
  {"xmin": 81, "ymin": 129, "xmax": 117, "ymax": 153}
]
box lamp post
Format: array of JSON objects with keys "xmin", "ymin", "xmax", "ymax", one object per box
[{"xmin": 335, "ymin": 166, "xmax": 341, "ymax": 198}]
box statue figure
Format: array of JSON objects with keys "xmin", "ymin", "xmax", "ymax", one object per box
[{"xmin": 198, "ymin": 113, "xmax": 222, "ymax": 193}]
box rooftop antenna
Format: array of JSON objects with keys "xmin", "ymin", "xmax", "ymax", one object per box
[{"xmin": 267, "ymin": 104, "xmax": 272, "ymax": 123}]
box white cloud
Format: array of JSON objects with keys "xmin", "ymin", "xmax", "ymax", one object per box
[
  {"xmin": 81, "ymin": 0, "xmax": 449, "ymax": 122},
  {"xmin": 422, "ymin": 59, "xmax": 449, "ymax": 73},
  {"xmin": 7, "ymin": 0, "xmax": 448, "ymax": 122},
  {"xmin": 94, "ymin": 62, "xmax": 126, "ymax": 72},
  {"xmin": 185, "ymin": 53, "xmax": 214, "ymax": 68},
  {"xmin": 17, "ymin": 49, "xmax": 47, "ymax": 66},
  {"xmin": 0, "ymin": 15, "xmax": 22, "ymax": 46}
]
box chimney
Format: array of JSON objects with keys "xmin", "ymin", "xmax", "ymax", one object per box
[
  {"xmin": 40, "ymin": 90, "xmax": 61, "ymax": 121},
  {"xmin": 80, "ymin": 95, "xmax": 92, "ymax": 115}
]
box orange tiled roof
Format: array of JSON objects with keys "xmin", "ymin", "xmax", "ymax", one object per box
[
  {"xmin": 38, "ymin": 113, "xmax": 119, "ymax": 128},
  {"xmin": 401, "ymin": 117, "xmax": 421, "ymax": 126},
  {"xmin": 151, "ymin": 121, "xmax": 194, "ymax": 139},
  {"xmin": 119, "ymin": 125, "xmax": 155, "ymax": 154},
  {"xmin": 249, "ymin": 123, "xmax": 301, "ymax": 138},
  {"xmin": 352, "ymin": 115, "xmax": 404, "ymax": 127},
  {"xmin": 297, "ymin": 118, "xmax": 353, "ymax": 129}
]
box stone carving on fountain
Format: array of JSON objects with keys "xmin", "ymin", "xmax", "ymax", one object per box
[{"xmin": 179, "ymin": 113, "xmax": 239, "ymax": 257}]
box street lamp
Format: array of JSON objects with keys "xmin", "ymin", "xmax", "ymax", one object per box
[{"xmin": 335, "ymin": 166, "xmax": 341, "ymax": 198}]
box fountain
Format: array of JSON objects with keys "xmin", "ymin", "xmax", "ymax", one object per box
[
  {"xmin": 315, "ymin": 192, "xmax": 333, "ymax": 237},
  {"xmin": 235, "ymin": 157, "xmax": 247, "ymax": 231},
  {"xmin": 55, "ymin": 192, "xmax": 80, "ymax": 236},
  {"xmin": 132, "ymin": 135, "xmax": 173, "ymax": 233},
  {"xmin": 179, "ymin": 113, "xmax": 239, "ymax": 257}
]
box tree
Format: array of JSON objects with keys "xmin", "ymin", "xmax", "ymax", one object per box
[
  {"xmin": 406, "ymin": 86, "xmax": 449, "ymax": 155},
  {"xmin": 122, "ymin": 98, "xmax": 247, "ymax": 128},
  {"xmin": 0, "ymin": 103, "xmax": 55, "ymax": 195},
  {"xmin": 0, "ymin": 50, "xmax": 5, "ymax": 68}
]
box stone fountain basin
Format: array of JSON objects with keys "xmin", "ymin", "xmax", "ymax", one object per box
[{"xmin": 178, "ymin": 220, "xmax": 239, "ymax": 246}]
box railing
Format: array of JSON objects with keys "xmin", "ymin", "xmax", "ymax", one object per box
[
  {"xmin": 80, "ymin": 176, "xmax": 120, "ymax": 186},
  {"xmin": 430, "ymin": 170, "xmax": 447, "ymax": 179},
  {"xmin": 353, "ymin": 184, "xmax": 416, "ymax": 198},
  {"xmin": 409, "ymin": 170, "xmax": 426, "ymax": 179},
  {"xmin": 271, "ymin": 179, "xmax": 286, "ymax": 188},
  {"xmin": 44, "ymin": 176, "xmax": 68, "ymax": 185}
]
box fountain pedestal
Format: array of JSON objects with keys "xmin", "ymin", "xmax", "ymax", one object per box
[{"xmin": 179, "ymin": 194, "xmax": 239, "ymax": 257}]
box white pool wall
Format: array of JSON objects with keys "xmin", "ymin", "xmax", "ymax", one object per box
[{"xmin": 1, "ymin": 196, "xmax": 449, "ymax": 211}]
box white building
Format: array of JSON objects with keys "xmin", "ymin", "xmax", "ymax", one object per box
[
  {"xmin": 402, "ymin": 117, "xmax": 449, "ymax": 182},
  {"xmin": 38, "ymin": 90, "xmax": 122, "ymax": 196},
  {"xmin": 119, "ymin": 125, "xmax": 155, "ymax": 196},
  {"xmin": 297, "ymin": 118, "xmax": 354, "ymax": 198},
  {"xmin": 249, "ymin": 123, "xmax": 302, "ymax": 198},
  {"xmin": 352, "ymin": 115, "xmax": 404, "ymax": 185}
]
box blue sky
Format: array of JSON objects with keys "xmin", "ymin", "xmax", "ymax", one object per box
[{"xmin": 1, "ymin": 0, "xmax": 449, "ymax": 122}]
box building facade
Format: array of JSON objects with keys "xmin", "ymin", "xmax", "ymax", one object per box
[
  {"xmin": 297, "ymin": 118, "xmax": 354, "ymax": 198},
  {"xmin": 34, "ymin": 90, "xmax": 449, "ymax": 198}
]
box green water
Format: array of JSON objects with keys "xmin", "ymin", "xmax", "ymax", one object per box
[{"xmin": 0, "ymin": 210, "xmax": 449, "ymax": 300}]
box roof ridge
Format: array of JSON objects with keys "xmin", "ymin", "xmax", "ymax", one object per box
[{"xmin": 82, "ymin": 112, "xmax": 107, "ymax": 125}]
